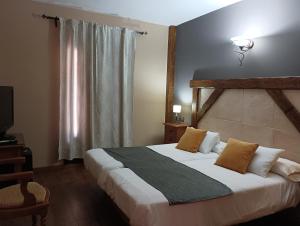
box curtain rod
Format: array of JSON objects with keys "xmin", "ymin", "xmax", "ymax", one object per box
[{"xmin": 40, "ymin": 14, "xmax": 148, "ymax": 35}]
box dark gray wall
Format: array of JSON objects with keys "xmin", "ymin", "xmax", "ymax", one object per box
[{"xmin": 174, "ymin": 0, "xmax": 300, "ymax": 123}]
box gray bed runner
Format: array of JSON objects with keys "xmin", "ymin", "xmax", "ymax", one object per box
[{"xmin": 103, "ymin": 146, "xmax": 232, "ymax": 205}]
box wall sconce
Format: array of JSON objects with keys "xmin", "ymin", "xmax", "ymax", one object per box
[
  {"xmin": 231, "ymin": 36, "xmax": 254, "ymax": 66},
  {"xmin": 173, "ymin": 105, "xmax": 183, "ymax": 122}
]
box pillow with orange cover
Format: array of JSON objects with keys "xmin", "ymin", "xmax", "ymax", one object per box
[
  {"xmin": 215, "ymin": 138, "xmax": 258, "ymax": 174},
  {"xmin": 176, "ymin": 127, "xmax": 207, "ymax": 153}
]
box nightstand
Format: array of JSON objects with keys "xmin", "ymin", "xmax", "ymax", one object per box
[
  {"xmin": 163, "ymin": 122, "xmax": 188, "ymax": 144},
  {"xmin": 0, "ymin": 134, "xmax": 32, "ymax": 188}
]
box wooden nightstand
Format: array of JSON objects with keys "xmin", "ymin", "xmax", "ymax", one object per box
[
  {"xmin": 0, "ymin": 134, "xmax": 28, "ymax": 188},
  {"xmin": 0, "ymin": 134, "xmax": 25, "ymax": 160},
  {"xmin": 163, "ymin": 122, "xmax": 188, "ymax": 144}
]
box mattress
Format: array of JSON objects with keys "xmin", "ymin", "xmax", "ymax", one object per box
[
  {"xmin": 84, "ymin": 143, "xmax": 219, "ymax": 179},
  {"xmin": 98, "ymin": 158, "xmax": 300, "ymax": 226}
]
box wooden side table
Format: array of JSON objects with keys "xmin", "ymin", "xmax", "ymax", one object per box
[
  {"xmin": 0, "ymin": 134, "xmax": 25, "ymax": 172},
  {"xmin": 0, "ymin": 134, "xmax": 25, "ymax": 157},
  {"xmin": 163, "ymin": 123, "xmax": 188, "ymax": 144}
]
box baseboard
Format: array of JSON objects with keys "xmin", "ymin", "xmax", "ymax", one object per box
[{"xmin": 33, "ymin": 160, "xmax": 84, "ymax": 173}]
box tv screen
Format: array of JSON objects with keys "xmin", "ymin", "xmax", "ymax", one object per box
[{"xmin": 0, "ymin": 86, "xmax": 14, "ymax": 137}]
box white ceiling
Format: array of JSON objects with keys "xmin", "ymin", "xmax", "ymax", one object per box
[{"xmin": 34, "ymin": 0, "xmax": 243, "ymax": 26}]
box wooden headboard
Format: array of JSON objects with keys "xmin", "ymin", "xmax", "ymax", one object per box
[
  {"xmin": 190, "ymin": 77, "xmax": 300, "ymax": 130},
  {"xmin": 190, "ymin": 76, "xmax": 300, "ymax": 162}
]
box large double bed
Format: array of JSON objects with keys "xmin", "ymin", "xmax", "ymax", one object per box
[
  {"xmin": 84, "ymin": 77, "xmax": 300, "ymax": 226},
  {"xmin": 84, "ymin": 143, "xmax": 300, "ymax": 226}
]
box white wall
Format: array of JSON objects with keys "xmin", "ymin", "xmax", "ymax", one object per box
[{"xmin": 0, "ymin": 0, "xmax": 168, "ymax": 167}]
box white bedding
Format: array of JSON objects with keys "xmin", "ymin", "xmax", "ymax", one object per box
[
  {"xmin": 98, "ymin": 158, "xmax": 300, "ymax": 226},
  {"xmin": 84, "ymin": 143, "xmax": 218, "ymax": 179},
  {"xmin": 84, "ymin": 144, "xmax": 300, "ymax": 226}
]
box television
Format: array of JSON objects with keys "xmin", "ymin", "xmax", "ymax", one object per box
[{"xmin": 0, "ymin": 86, "xmax": 14, "ymax": 140}]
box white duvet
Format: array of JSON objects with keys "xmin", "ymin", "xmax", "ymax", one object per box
[{"xmin": 84, "ymin": 144, "xmax": 300, "ymax": 226}]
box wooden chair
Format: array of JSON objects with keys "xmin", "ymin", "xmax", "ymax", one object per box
[{"xmin": 0, "ymin": 157, "xmax": 50, "ymax": 226}]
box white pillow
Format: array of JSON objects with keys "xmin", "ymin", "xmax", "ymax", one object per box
[
  {"xmin": 212, "ymin": 141, "xmax": 226, "ymax": 154},
  {"xmin": 248, "ymin": 146, "xmax": 284, "ymax": 177},
  {"xmin": 199, "ymin": 131, "xmax": 220, "ymax": 154},
  {"xmin": 271, "ymin": 158, "xmax": 300, "ymax": 182}
]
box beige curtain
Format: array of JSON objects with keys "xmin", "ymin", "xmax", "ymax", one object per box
[{"xmin": 58, "ymin": 18, "xmax": 136, "ymax": 160}]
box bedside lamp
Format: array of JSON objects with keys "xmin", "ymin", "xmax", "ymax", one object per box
[{"xmin": 173, "ymin": 105, "xmax": 182, "ymax": 122}]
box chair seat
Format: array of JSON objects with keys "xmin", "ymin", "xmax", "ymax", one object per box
[{"xmin": 0, "ymin": 182, "xmax": 47, "ymax": 209}]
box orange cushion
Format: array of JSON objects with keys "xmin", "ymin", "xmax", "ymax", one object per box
[
  {"xmin": 176, "ymin": 127, "xmax": 207, "ymax": 153},
  {"xmin": 215, "ymin": 138, "xmax": 258, "ymax": 174}
]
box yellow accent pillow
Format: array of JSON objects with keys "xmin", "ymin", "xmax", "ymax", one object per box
[
  {"xmin": 176, "ymin": 127, "xmax": 207, "ymax": 153},
  {"xmin": 215, "ymin": 138, "xmax": 258, "ymax": 174}
]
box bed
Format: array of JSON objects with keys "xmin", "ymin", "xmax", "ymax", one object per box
[
  {"xmin": 84, "ymin": 143, "xmax": 300, "ymax": 226},
  {"xmin": 85, "ymin": 77, "xmax": 300, "ymax": 226}
]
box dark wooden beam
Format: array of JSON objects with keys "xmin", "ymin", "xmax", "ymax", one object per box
[
  {"xmin": 165, "ymin": 26, "xmax": 177, "ymax": 123},
  {"xmin": 197, "ymin": 88, "xmax": 224, "ymax": 121},
  {"xmin": 190, "ymin": 77, "xmax": 300, "ymax": 89},
  {"xmin": 191, "ymin": 77, "xmax": 300, "ymax": 134},
  {"xmin": 266, "ymin": 89, "xmax": 300, "ymax": 133},
  {"xmin": 191, "ymin": 88, "xmax": 200, "ymax": 127}
]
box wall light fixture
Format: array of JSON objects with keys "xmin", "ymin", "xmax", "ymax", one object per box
[{"xmin": 231, "ymin": 36, "xmax": 254, "ymax": 66}]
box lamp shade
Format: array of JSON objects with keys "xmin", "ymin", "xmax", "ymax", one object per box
[
  {"xmin": 173, "ymin": 105, "xmax": 181, "ymax": 113},
  {"xmin": 231, "ymin": 36, "xmax": 254, "ymax": 50}
]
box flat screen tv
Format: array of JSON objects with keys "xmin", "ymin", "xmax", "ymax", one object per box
[{"xmin": 0, "ymin": 86, "xmax": 14, "ymax": 138}]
